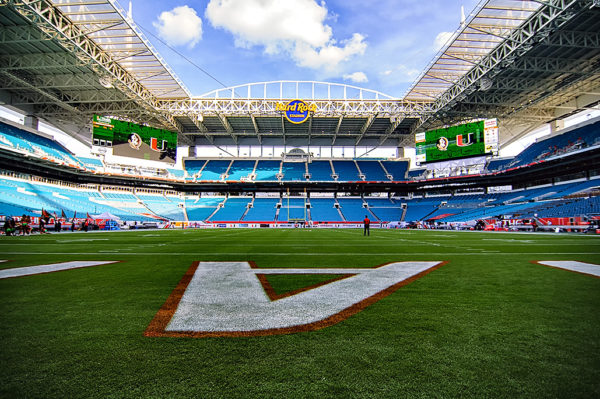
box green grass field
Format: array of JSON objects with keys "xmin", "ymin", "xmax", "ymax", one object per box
[{"xmin": 1, "ymin": 228, "xmax": 599, "ymax": 398}]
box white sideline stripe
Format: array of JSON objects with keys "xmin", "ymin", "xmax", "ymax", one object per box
[
  {"xmin": 167, "ymin": 261, "xmax": 442, "ymax": 333},
  {"xmin": 0, "ymin": 242, "xmax": 593, "ymax": 247},
  {"xmin": 537, "ymin": 261, "xmax": 600, "ymax": 277},
  {"xmin": 1, "ymin": 251, "xmax": 598, "ymax": 256},
  {"xmin": 0, "ymin": 261, "xmax": 118, "ymax": 279}
]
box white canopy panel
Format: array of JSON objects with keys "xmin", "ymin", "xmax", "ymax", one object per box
[
  {"xmin": 404, "ymin": 0, "xmax": 543, "ymax": 101},
  {"xmin": 50, "ymin": 0, "xmax": 190, "ymax": 99}
]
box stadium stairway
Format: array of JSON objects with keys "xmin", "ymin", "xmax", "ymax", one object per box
[
  {"xmin": 357, "ymin": 160, "xmax": 389, "ymax": 181},
  {"xmin": 274, "ymin": 202, "xmax": 281, "ymax": 221},
  {"xmin": 338, "ymin": 198, "xmax": 369, "ymax": 222},
  {"xmin": 239, "ymin": 198, "xmax": 253, "ymax": 221},
  {"xmin": 336, "ymin": 200, "xmax": 346, "ymax": 221},
  {"xmin": 367, "ymin": 206, "xmax": 380, "ymax": 222},
  {"xmin": 367, "ymin": 198, "xmax": 406, "ymax": 222},
  {"xmin": 206, "ymin": 202, "xmax": 224, "ymax": 221},
  {"xmin": 211, "ymin": 197, "xmax": 252, "ymax": 222},
  {"xmin": 182, "ymin": 204, "xmax": 189, "ymax": 222}
]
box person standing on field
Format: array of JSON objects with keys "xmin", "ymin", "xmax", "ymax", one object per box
[{"xmin": 363, "ymin": 215, "xmax": 370, "ymax": 236}]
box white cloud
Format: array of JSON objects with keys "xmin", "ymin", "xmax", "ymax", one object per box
[
  {"xmin": 379, "ymin": 64, "xmax": 421, "ymax": 85},
  {"xmin": 343, "ymin": 71, "xmax": 368, "ymax": 83},
  {"xmin": 205, "ymin": 0, "xmax": 366, "ymax": 71},
  {"xmin": 396, "ymin": 65, "xmax": 420, "ymax": 81},
  {"xmin": 153, "ymin": 6, "xmax": 203, "ymax": 48},
  {"xmin": 433, "ymin": 31, "xmax": 453, "ymax": 52},
  {"xmin": 293, "ymin": 33, "xmax": 366, "ymax": 70}
]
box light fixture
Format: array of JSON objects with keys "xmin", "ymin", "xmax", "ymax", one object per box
[
  {"xmin": 99, "ymin": 76, "xmax": 113, "ymax": 88},
  {"xmin": 479, "ymin": 77, "xmax": 493, "ymax": 91}
]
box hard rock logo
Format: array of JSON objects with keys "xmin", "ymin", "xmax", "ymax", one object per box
[{"xmin": 276, "ymin": 99, "xmax": 317, "ymax": 124}]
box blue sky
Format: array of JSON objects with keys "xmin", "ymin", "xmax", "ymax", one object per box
[{"xmin": 126, "ymin": 0, "xmax": 480, "ymax": 98}]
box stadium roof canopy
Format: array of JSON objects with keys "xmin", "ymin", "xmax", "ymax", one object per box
[
  {"xmin": 0, "ymin": 0, "xmax": 598, "ymax": 149},
  {"xmin": 408, "ymin": 0, "xmax": 600, "ymax": 148},
  {"xmin": 0, "ymin": 0, "xmax": 190, "ymax": 142}
]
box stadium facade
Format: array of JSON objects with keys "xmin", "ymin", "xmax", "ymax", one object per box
[{"xmin": 0, "ymin": 0, "xmax": 599, "ymax": 230}]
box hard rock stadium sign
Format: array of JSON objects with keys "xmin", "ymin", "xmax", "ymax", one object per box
[{"xmin": 276, "ymin": 99, "xmax": 317, "ymax": 124}]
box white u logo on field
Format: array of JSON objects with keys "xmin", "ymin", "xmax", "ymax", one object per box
[{"xmin": 145, "ymin": 261, "xmax": 446, "ymax": 338}]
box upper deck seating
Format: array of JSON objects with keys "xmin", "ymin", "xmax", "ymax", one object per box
[
  {"xmin": 309, "ymin": 198, "xmax": 343, "ymax": 222},
  {"xmin": 244, "ymin": 198, "xmax": 279, "ymax": 221},
  {"xmin": 211, "ymin": 197, "xmax": 252, "ymax": 221},
  {"xmin": 381, "ymin": 161, "xmax": 409, "ymax": 180},
  {"xmin": 254, "ymin": 161, "xmax": 281, "ymax": 181},
  {"xmin": 307, "ymin": 161, "xmax": 335, "ymax": 181},
  {"xmin": 198, "ymin": 160, "xmax": 231, "ymax": 181},
  {"xmin": 227, "ymin": 160, "xmax": 256, "ymax": 181},
  {"xmin": 281, "ymin": 162, "xmax": 307, "ymax": 181},
  {"xmin": 332, "ymin": 160, "xmax": 359, "ymax": 181},
  {"xmin": 357, "ymin": 161, "xmax": 388, "ymax": 181},
  {"xmin": 337, "ymin": 198, "xmax": 367, "ymax": 221}
]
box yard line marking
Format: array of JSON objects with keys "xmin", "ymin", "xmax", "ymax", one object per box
[
  {"xmin": 0, "ymin": 261, "xmax": 119, "ymax": 279},
  {"xmin": 483, "ymin": 239, "xmax": 535, "ymax": 243},
  {"xmin": 254, "ymin": 268, "xmax": 374, "ymax": 274},
  {"xmin": 534, "ymin": 261, "xmax": 600, "ymax": 278},
  {"xmin": 55, "ymin": 238, "xmax": 110, "ymax": 243}
]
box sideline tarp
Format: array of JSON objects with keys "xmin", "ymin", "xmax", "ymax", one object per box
[{"xmin": 92, "ymin": 212, "xmax": 120, "ymax": 220}]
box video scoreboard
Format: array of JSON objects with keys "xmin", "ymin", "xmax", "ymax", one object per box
[
  {"xmin": 415, "ymin": 119, "xmax": 498, "ymax": 164},
  {"xmin": 92, "ymin": 115, "xmax": 177, "ymax": 163}
]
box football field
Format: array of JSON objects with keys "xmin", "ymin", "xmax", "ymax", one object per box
[{"xmin": 1, "ymin": 228, "xmax": 599, "ymax": 398}]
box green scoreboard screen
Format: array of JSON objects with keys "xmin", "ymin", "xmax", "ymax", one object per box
[
  {"xmin": 92, "ymin": 115, "xmax": 177, "ymax": 163},
  {"xmin": 415, "ymin": 119, "xmax": 498, "ymax": 164}
]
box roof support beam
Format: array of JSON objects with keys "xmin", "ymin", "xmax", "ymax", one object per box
[
  {"xmin": 6, "ymin": 0, "xmax": 183, "ymax": 132},
  {"xmin": 378, "ymin": 116, "xmax": 406, "ymax": 146},
  {"xmin": 158, "ymin": 99, "xmax": 430, "ymax": 119},
  {"xmin": 335, "ymin": 115, "xmax": 343, "ymax": 134},
  {"xmin": 360, "ymin": 114, "xmax": 375, "ymax": 135},
  {"xmin": 505, "ymin": 56, "xmax": 598, "ymax": 74},
  {"xmin": 250, "ymin": 114, "xmax": 261, "ymax": 144},
  {"xmin": 217, "ymin": 113, "xmax": 233, "ymax": 133},
  {"xmin": 188, "ymin": 114, "xmax": 213, "ymax": 144},
  {"xmin": 0, "ymin": 72, "xmax": 100, "ymax": 90},
  {"xmin": 251, "ymin": 114, "xmax": 259, "ymax": 134},
  {"xmin": 0, "ymin": 25, "xmax": 56, "ymax": 43},
  {"xmin": 543, "ymin": 30, "xmax": 600, "ymax": 48},
  {"xmin": 355, "ymin": 114, "xmax": 375, "ymax": 145},
  {"xmin": 217, "ymin": 113, "xmax": 235, "ymax": 143},
  {"xmin": 0, "ymin": 53, "xmax": 91, "ymax": 71},
  {"xmin": 9, "ymin": 90, "xmax": 125, "ymax": 105},
  {"xmin": 35, "ymin": 101, "xmax": 141, "ymax": 115},
  {"xmin": 0, "ymin": 70, "xmax": 81, "ymax": 114}
]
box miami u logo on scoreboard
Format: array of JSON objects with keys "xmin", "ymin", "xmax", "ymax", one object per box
[{"xmin": 456, "ymin": 132, "xmax": 474, "ymax": 147}]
